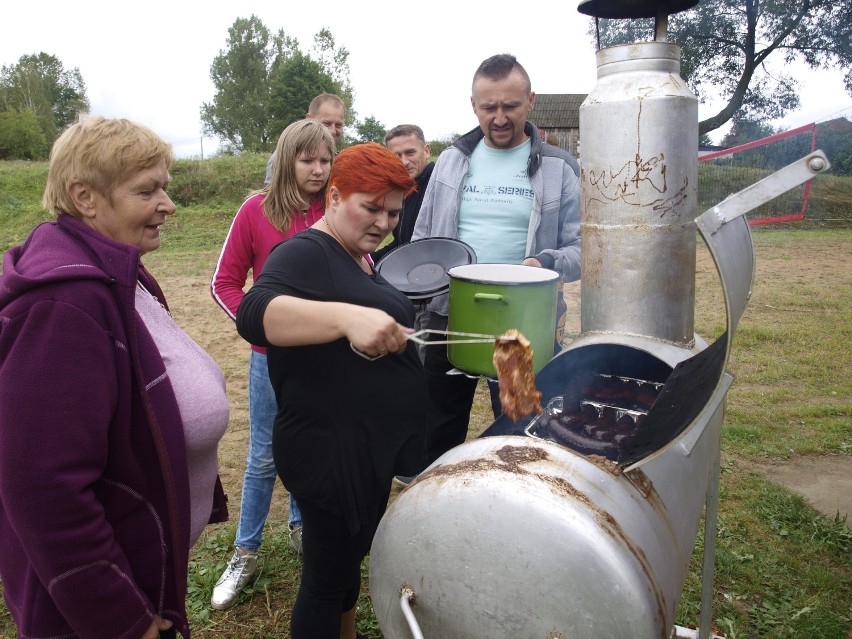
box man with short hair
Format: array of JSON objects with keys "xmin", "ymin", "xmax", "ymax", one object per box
[
  {"xmin": 264, "ymin": 92, "xmax": 346, "ymax": 185},
  {"xmin": 372, "ymin": 125, "xmax": 436, "ymax": 375},
  {"xmin": 372, "ymin": 124, "xmax": 434, "ymax": 262},
  {"xmin": 412, "ymin": 53, "xmax": 581, "ymax": 465}
]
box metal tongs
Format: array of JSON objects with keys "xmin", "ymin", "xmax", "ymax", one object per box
[
  {"xmin": 406, "ymin": 329, "xmax": 515, "ymax": 345},
  {"xmin": 351, "ymin": 329, "xmax": 516, "ymax": 361}
]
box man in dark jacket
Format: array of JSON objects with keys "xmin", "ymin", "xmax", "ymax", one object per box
[
  {"xmin": 372, "ymin": 124, "xmax": 435, "ymax": 263},
  {"xmin": 373, "ymin": 124, "xmax": 436, "ymax": 371}
]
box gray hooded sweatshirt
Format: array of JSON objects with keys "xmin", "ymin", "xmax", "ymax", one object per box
[{"xmin": 412, "ymin": 121, "xmax": 582, "ymax": 316}]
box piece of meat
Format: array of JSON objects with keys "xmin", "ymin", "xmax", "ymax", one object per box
[{"xmin": 493, "ymin": 329, "xmax": 543, "ymax": 422}]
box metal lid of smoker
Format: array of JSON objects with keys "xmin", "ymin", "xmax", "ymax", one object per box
[{"xmin": 577, "ymin": 0, "xmax": 697, "ymax": 19}]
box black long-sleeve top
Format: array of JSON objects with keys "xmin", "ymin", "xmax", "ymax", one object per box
[{"xmin": 237, "ymin": 229, "xmax": 427, "ymax": 534}]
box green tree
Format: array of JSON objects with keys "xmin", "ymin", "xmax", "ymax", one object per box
[
  {"xmin": 429, "ymin": 134, "xmax": 460, "ymax": 157},
  {"xmin": 720, "ymin": 116, "xmax": 776, "ymax": 147},
  {"xmin": 201, "ymin": 16, "xmax": 353, "ymax": 152},
  {"xmin": 310, "ymin": 28, "xmax": 351, "ymax": 91},
  {"xmin": 267, "ymin": 51, "xmax": 328, "ymax": 141},
  {"xmin": 267, "ymin": 49, "xmax": 352, "ymax": 145},
  {"xmin": 0, "ymin": 52, "xmax": 89, "ymax": 153},
  {"xmin": 308, "ymin": 28, "xmax": 355, "ymax": 122},
  {"xmin": 815, "ymin": 117, "xmax": 852, "ymax": 176},
  {"xmin": 590, "ymin": 0, "xmax": 852, "ymax": 136},
  {"xmin": 354, "ymin": 115, "xmax": 386, "ymax": 144},
  {"xmin": 715, "ymin": 115, "xmax": 778, "ymax": 168},
  {"xmin": 200, "ymin": 15, "xmax": 275, "ymax": 152},
  {"xmin": 0, "ymin": 108, "xmax": 47, "ymax": 160}
]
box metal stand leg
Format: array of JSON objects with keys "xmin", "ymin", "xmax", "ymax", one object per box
[{"xmin": 698, "ymin": 440, "xmax": 722, "ymax": 639}]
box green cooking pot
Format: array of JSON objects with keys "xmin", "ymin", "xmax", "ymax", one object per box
[{"xmin": 447, "ymin": 264, "xmax": 560, "ymax": 377}]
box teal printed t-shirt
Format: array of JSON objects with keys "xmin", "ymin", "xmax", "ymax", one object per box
[{"xmin": 458, "ymin": 138, "xmax": 533, "ymax": 264}]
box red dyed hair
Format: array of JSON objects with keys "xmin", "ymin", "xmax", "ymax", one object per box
[{"xmin": 327, "ymin": 142, "xmax": 416, "ymax": 206}]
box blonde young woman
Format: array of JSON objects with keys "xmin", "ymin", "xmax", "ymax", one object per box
[{"xmin": 210, "ymin": 119, "xmax": 335, "ymax": 610}]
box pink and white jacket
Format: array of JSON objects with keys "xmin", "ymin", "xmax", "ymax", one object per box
[{"xmin": 211, "ymin": 193, "xmax": 324, "ymax": 352}]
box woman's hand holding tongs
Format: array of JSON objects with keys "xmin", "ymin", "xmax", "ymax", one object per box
[
  {"xmin": 345, "ymin": 306, "xmax": 410, "ymax": 360},
  {"xmin": 351, "ymin": 327, "xmax": 514, "ymax": 361}
]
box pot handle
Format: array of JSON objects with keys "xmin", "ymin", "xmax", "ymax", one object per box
[{"xmin": 474, "ymin": 293, "xmax": 507, "ymax": 304}]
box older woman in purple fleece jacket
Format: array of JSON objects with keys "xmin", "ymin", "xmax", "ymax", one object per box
[{"xmin": 0, "ymin": 117, "xmax": 229, "ymax": 639}]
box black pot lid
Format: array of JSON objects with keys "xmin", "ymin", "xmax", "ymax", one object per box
[
  {"xmin": 577, "ymin": 0, "xmax": 698, "ymax": 18},
  {"xmin": 406, "ymin": 289, "xmax": 445, "ymax": 301},
  {"xmin": 376, "ymin": 238, "xmax": 477, "ymax": 296}
]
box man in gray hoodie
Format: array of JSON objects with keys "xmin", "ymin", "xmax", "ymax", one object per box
[{"xmin": 411, "ymin": 53, "xmax": 581, "ymax": 465}]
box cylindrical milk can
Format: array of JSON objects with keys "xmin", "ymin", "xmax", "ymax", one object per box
[{"xmin": 579, "ymin": 42, "xmax": 698, "ymax": 346}]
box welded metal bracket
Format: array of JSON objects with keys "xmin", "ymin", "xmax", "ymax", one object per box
[
  {"xmin": 698, "ymin": 151, "xmax": 830, "ymax": 236},
  {"xmin": 697, "ymin": 150, "xmax": 831, "ymax": 361}
]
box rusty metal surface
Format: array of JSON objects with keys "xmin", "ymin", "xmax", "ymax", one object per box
[{"xmin": 370, "ymin": 436, "xmax": 709, "ymax": 638}]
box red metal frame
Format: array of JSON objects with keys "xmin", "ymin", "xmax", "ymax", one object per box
[{"xmin": 699, "ymin": 123, "xmax": 817, "ymax": 225}]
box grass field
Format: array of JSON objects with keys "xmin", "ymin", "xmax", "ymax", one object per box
[{"xmin": 0, "ymin": 157, "xmax": 850, "ymax": 638}]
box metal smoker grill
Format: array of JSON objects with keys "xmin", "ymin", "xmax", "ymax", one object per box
[{"xmin": 367, "ymin": 1, "xmax": 831, "ymax": 636}]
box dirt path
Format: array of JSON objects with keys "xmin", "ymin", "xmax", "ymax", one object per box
[{"xmin": 747, "ymin": 455, "xmax": 852, "ymax": 521}]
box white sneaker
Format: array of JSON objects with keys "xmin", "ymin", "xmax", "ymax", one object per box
[
  {"xmin": 288, "ymin": 525, "xmax": 303, "ymax": 555},
  {"xmin": 210, "ymin": 549, "xmax": 258, "ymax": 610}
]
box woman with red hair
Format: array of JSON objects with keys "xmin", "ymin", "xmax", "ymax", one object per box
[{"xmin": 236, "ymin": 143, "xmax": 426, "ymax": 639}]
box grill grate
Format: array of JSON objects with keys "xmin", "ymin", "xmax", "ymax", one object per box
[{"xmin": 525, "ymin": 373, "xmax": 663, "ymax": 460}]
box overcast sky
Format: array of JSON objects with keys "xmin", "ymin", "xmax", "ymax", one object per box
[{"xmin": 2, "ymin": 0, "xmax": 850, "ymax": 158}]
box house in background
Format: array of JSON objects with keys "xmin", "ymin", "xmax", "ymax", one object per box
[{"xmin": 529, "ymin": 93, "xmax": 587, "ymax": 158}]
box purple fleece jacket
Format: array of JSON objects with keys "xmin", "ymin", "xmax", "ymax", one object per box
[{"xmin": 0, "ymin": 214, "xmax": 227, "ymax": 639}]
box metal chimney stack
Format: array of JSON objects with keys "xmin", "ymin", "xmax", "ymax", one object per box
[{"xmin": 578, "ymin": 0, "xmax": 700, "ymax": 346}]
